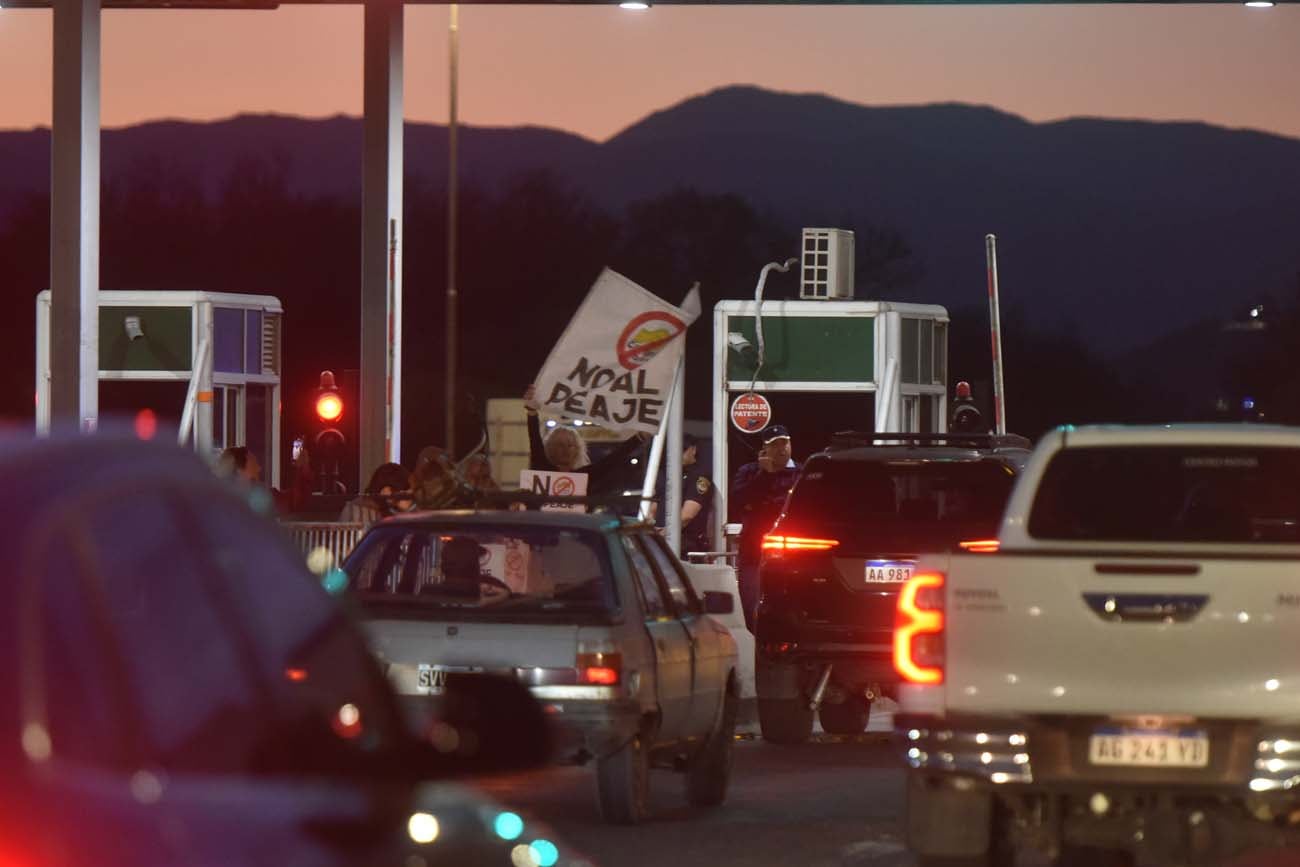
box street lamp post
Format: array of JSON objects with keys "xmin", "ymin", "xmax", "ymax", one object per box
[{"xmin": 445, "ymin": 3, "xmax": 459, "ymax": 455}]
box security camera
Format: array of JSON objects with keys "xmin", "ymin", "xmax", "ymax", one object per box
[
  {"xmin": 124, "ymin": 316, "xmax": 144, "ymax": 341},
  {"xmin": 726, "ymin": 332, "xmax": 753, "ymax": 353}
]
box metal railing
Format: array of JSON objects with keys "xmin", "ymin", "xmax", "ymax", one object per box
[{"xmin": 281, "ymin": 522, "xmax": 366, "ymax": 568}]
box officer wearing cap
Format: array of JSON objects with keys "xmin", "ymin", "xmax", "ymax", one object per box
[{"xmin": 731, "ymin": 424, "xmax": 800, "ymax": 632}]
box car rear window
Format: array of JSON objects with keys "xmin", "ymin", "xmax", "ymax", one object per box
[
  {"xmin": 1029, "ymin": 446, "xmax": 1300, "ymax": 543},
  {"xmin": 344, "ymin": 523, "xmax": 618, "ymax": 615},
  {"xmin": 783, "ymin": 456, "xmax": 1016, "ymax": 546}
]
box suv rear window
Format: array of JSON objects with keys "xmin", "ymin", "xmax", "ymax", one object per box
[
  {"xmin": 783, "ymin": 456, "xmax": 1016, "ymax": 546},
  {"xmin": 344, "ymin": 524, "xmax": 618, "ymax": 615},
  {"xmin": 1029, "ymin": 446, "xmax": 1300, "ymax": 543}
]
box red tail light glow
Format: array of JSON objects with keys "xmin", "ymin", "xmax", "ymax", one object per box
[
  {"xmin": 761, "ymin": 534, "xmax": 841, "ymax": 553},
  {"xmin": 577, "ymin": 651, "xmax": 621, "ymax": 685},
  {"xmin": 959, "ymin": 539, "xmax": 1000, "ymax": 554},
  {"xmin": 894, "ymin": 572, "xmax": 945, "ymax": 685}
]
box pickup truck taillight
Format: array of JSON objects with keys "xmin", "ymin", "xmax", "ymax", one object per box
[
  {"xmin": 894, "ymin": 572, "xmax": 945, "ymax": 685},
  {"xmin": 761, "ymin": 534, "xmax": 841, "ymax": 555},
  {"xmin": 959, "ymin": 539, "xmax": 1000, "ymax": 554}
]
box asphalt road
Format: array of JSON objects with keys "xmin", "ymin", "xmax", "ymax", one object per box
[
  {"xmin": 478, "ymin": 733, "xmax": 914, "ymax": 867},
  {"xmin": 476, "ymin": 725, "xmax": 1300, "ymax": 867}
]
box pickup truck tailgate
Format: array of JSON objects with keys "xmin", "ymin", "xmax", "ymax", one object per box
[{"xmin": 945, "ymin": 554, "xmax": 1300, "ymax": 718}]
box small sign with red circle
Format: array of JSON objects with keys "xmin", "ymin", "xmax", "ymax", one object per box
[{"xmin": 730, "ymin": 392, "xmax": 773, "ymax": 433}]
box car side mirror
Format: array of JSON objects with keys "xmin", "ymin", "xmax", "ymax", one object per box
[
  {"xmin": 404, "ymin": 674, "xmax": 553, "ymax": 779},
  {"xmin": 703, "ymin": 591, "xmax": 734, "ymax": 615}
]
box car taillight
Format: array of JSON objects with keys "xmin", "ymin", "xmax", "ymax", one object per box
[
  {"xmin": 761, "ymin": 534, "xmax": 841, "ymax": 555},
  {"xmin": 894, "ymin": 572, "xmax": 945, "ymax": 685},
  {"xmin": 577, "ymin": 650, "xmax": 621, "ymax": 685},
  {"xmin": 959, "ymin": 539, "xmax": 1000, "ymax": 554}
]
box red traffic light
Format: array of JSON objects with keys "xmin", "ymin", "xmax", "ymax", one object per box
[
  {"xmin": 316, "ymin": 392, "xmax": 344, "ymax": 423},
  {"xmin": 316, "ymin": 370, "xmax": 344, "ymax": 423}
]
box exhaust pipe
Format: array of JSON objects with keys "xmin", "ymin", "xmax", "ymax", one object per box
[{"xmin": 808, "ymin": 665, "xmax": 834, "ymax": 711}]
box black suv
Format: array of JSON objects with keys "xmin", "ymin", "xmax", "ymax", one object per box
[{"xmin": 754, "ymin": 432, "xmax": 1032, "ymax": 744}]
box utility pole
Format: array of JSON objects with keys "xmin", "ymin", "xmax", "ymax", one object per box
[{"xmin": 444, "ymin": 3, "xmax": 460, "ymax": 454}]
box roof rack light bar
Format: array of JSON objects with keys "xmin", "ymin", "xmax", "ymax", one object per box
[{"xmin": 829, "ymin": 431, "xmax": 1032, "ymax": 450}]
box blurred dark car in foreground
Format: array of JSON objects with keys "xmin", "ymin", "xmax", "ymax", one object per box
[{"xmin": 0, "ymin": 433, "xmax": 582, "ymax": 867}]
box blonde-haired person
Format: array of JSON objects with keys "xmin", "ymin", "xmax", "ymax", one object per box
[{"xmin": 523, "ymin": 384, "xmax": 648, "ymax": 496}]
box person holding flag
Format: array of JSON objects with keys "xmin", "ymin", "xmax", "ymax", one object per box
[{"xmin": 522, "ymin": 384, "xmax": 647, "ymax": 497}]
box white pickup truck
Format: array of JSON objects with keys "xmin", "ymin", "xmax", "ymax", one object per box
[{"xmin": 895, "ymin": 424, "xmax": 1300, "ymax": 866}]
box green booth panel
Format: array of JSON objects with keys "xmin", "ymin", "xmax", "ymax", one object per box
[
  {"xmin": 726, "ymin": 315, "xmax": 875, "ymax": 383},
  {"xmin": 99, "ymin": 306, "xmax": 193, "ymax": 373}
]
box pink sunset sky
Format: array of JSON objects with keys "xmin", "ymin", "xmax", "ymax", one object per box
[{"xmin": 0, "ymin": 4, "xmax": 1298, "ymax": 142}]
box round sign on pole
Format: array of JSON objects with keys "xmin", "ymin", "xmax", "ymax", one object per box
[{"xmin": 730, "ymin": 392, "xmax": 773, "ymax": 434}]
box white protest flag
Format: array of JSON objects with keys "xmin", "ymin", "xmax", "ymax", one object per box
[{"xmin": 535, "ymin": 269, "xmax": 701, "ymax": 435}]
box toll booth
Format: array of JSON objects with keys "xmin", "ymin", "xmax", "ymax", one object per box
[
  {"xmin": 36, "ymin": 291, "xmax": 283, "ymax": 482},
  {"xmin": 711, "ymin": 298, "xmax": 949, "ymax": 551}
]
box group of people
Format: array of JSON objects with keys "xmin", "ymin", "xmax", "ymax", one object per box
[
  {"xmin": 338, "ymin": 446, "xmax": 500, "ymax": 527},
  {"xmin": 212, "ymin": 441, "xmax": 500, "ymax": 527},
  {"xmin": 215, "ymin": 445, "xmax": 311, "ymax": 513}
]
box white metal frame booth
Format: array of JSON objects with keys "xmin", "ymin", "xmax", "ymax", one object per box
[
  {"xmin": 36, "ymin": 290, "xmax": 283, "ymax": 481},
  {"xmin": 711, "ymin": 299, "xmax": 950, "ymax": 553}
]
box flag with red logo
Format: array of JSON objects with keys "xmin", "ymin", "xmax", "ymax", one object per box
[{"xmin": 535, "ymin": 269, "xmax": 701, "ymax": 434}]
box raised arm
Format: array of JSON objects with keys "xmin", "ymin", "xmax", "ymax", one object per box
[{"xmin": 524, "ymin": 385, "xmax": 552, "ymax": 470}]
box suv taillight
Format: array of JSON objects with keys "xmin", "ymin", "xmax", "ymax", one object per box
[
  {"xmin": 894, "ymin": 572, "xmax": 944, "ymax": 684},
  {"xmin": 761, "ymin": 534, "xmax": 840, "ymax": 555}
]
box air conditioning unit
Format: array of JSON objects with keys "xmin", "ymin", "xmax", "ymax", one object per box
[{"xmin": 800, "ymin": 228, "xmax": 855, "ymax": 300}]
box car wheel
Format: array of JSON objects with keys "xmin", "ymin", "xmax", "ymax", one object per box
[
  {"xmin": 818, "ymin": 697, "xmax": 870, "ymax": 735},
  {"xmin": 595, "ymin": 734, "xmax": 650, "ymax": 824},
  {"xmin": 685, "ymin": 688, "xmax": 737, "ymax": 807},
  {"xmin": 758, "ymin": 697, "xmax": 814, "ymax": 744}
]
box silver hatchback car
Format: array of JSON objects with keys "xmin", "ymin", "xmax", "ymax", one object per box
[{"xmin": 344, "ymin": 509, "xmax": 740, "ymax": 825}]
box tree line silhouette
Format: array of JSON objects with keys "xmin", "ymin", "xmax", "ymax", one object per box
[{"xmin": 3, "ymin": 151, "xmax": 1294, "ymax": 464}]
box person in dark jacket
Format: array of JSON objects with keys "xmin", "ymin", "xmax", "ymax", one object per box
[
  {"xmin": 731, "ymin": 425, "xmax": 800, "ymax": 632},
  {"xmin": 523, "ymin": 384, "xmax": 647, "ymax": 497},
  {"xmin": 339, "ymin": 462, "xmax": 413, "ymax": 527},
  {"xmin": 412, "ymin": 446, "xmax": 478, "ymax": 510}
]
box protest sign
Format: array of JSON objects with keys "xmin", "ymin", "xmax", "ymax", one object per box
[
  {"xmin": 535, "ymin": 269, "xmax": 700, "ymax": 434},
  {"xmin": 520, "ymin": 468, "xmax": 589, "ymax": 512}
]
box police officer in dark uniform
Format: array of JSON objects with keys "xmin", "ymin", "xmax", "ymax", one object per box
[
  {"xmin": 653, "ymin": 434, "xmax": 716, "ymax": 559},
  {"xmin": 678, "ymin": 434, "xmax": 715, "ymax": 559},
  {"xmin": 731, "ymin": 424, "xmax": 800, "ymax": 632}
]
